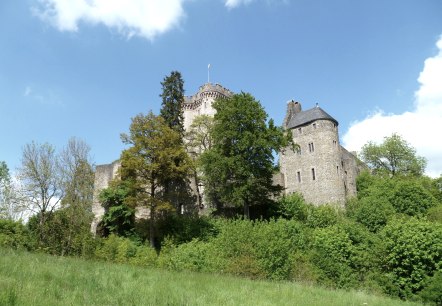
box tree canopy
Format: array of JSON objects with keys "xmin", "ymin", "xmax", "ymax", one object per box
[
  {"xmin": 360, "ymin": 133, "xmax": 426, "ymax": 177},
  {"xmin": 159, "ymin": 71, "xmax": 185, "ymax": 138},
  {"xmin": 200, "ymin": 92, "xmax": 293, "ymax": 219},
  {"xmin": 120, "ymin": 112, "xmax": 192, "ymax": 247}
]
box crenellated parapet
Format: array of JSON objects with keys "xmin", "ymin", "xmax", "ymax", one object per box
[{"xmin": 183, "ymin": 83, "xmax": 233, "ymax": 110}]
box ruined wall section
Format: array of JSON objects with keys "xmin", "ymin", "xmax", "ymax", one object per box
[{"xmin": 91, "ymin": 161, "xmax": 121, "ymax": 234}]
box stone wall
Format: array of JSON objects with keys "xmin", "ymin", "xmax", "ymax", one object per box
[{"xmin": 91, "ymin": 160, "xmax": 121, "ymax": 234}]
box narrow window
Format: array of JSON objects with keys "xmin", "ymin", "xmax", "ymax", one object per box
[
  {"xmin": 312, "ymin": 168, "xmax": 316, "ymax": 180},
  {"xmin": 333, "ymin": 140, "xmax": 337, "ymax": 146},
  {"xmin": 298, "ymin": 127, "xmax": 302, "ymax": 134},
  {"xmin": 313, "ymin": 123, "xmax": 316, "ymax": 129},
  {"xmin": 297, "ymin": 147, "xmax": 302, "ymax": 155},
  {"xmin": 308, "ymin": 142, "xmax": 315, "ymax": 153},
  {"xmin": 336, "ymin": 166, "xmax": 339, "ymax": 174},
  {"xmin": 297, "ymin": 171, "xmax": 301, "ymax": 183}
]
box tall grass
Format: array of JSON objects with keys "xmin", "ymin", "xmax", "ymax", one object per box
[{"xmin": 0, "ymin": 248, "xmax": 421, "ymax": 306}]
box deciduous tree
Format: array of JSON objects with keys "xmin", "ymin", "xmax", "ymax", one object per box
[
  {"xmin": 18, "ymin": 142, "xmax": 62, "ymax": 242},
  {"xmin": 120, "ymin": 112, "xmax": 192, "ymax": 247},
  {"xmin": 200, "ymin": 92, "xmax": 294, "ymax": 219},
  {"xmin": 360, "ymin": 134, "xmax": 426, "ymax": 177}
]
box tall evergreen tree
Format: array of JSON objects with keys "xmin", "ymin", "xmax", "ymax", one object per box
[{"xmin": 160, "ymin": 71, "xmax": 185, "ymax": 138}]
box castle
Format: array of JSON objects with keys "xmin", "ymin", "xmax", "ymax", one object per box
[{"xmin": 91, "ymin": 83, "xmax": 360, "ymax": 233}]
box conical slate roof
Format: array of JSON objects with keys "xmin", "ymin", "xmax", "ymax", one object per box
[{"xmin": 287, "ymin": 106, "xmax": 338, "ymax": 129}]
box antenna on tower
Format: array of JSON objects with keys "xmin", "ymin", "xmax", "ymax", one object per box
[{"xmin": 207, "ymin": 64, "xmax": 211, "ymax": 83}]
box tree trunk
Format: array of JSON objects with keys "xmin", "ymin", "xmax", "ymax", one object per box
[{"xmin": 244, "ymin": 202, "xmax": 250, "ymax": 220}]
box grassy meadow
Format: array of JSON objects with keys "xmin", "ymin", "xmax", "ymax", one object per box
[{"xmin": 0, "ymin": 248, "xmax": 422, "ymax": 306}]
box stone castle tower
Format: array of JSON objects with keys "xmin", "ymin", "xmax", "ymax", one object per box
[
  {"xmin": 182, "ymin": 83, "xmax": 233, "ymax": 131},
  {"xmin": 279, "ymin": 100, "xmax": 360, "ymax": 206}
]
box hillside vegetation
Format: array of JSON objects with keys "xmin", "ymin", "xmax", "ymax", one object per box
[{"xmin": 0, "ymin": 248, "xmax": 422, "ymax": 306}]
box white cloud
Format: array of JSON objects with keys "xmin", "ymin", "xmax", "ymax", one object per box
[
  {"xmin": 342, "ymin": 36, "xmax": 442, "ymax": 177},
  {"xmin": 225, "ymin": 0, "xmax": 254, "ymax": 9},
  {"xmin": 224, "ymin": 0, "xmax": 287, "ymax": 9},
  {"xmin": 34, "ymin": 0, "xmax": 186, "ymax": 40}
]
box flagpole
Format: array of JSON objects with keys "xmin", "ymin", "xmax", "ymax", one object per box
[{"xmin": 208, "ymin": 64, "xmax": 211, "ymax": 83}]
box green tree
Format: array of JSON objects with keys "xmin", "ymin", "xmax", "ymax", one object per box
[
  {"xmin": 99, "ymin": 179, "xmax": 135, "ymax": 237},
  {"xmin": 18, "ymin": 142, "xmax": 62, "ymax": 243},
  {"xmin": 200, "ymin": 93, "xmax": 293, "ymax": 219},
  {"xmin": 120, "ymin": 112, "xmax": 192, "ymax": 247},
  {"xmin": 159, "ymin": 71, "xmax": 185, "ymax": 137},
  {"xmin": 360, "ymin": 133, "xmax": 426, "ymax": 177},
  {"xmin": 57, "ymin": 138, "xmax": 95, "ymax": 255},
  {"xmin": 185, "ymin": 115, "xmax": 215, "ymax": 153},
  {"xmin": 159, "ymin": 71, "xmax": 193, "ymax": 211}
]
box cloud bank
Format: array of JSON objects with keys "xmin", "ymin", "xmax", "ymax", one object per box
[
  {"xmin": 34, "ymin": 0, "xmax": 187, "ymax": 40},
  {"xmin": 343, "ymin": 36, "xmax": 442, "ymax": 177}
]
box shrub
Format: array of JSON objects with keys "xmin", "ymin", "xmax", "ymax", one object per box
[
  {"xmin": 381, "ymin": 218, "xmax": 442, "ymax": 299},
  {"xmin": 307, "ymin": 205, "xmax": 339, "ymax": 228},
  {"xmin": 276, "ymin": 193, "xmax": 309, "ymax": 221},
  {"xmin": 419, "ymin": 270, "xmax": 442, "ymax": 305},
  {"xmin": 390, "ymin": 180, "xmax": 437, "ymax": 216},
  {"xmin": 0, "ymin": 219, "xmax": 33, "ymax": 250},
  {"xmin": 348, "ymin": 196, "xmax": 395, "ymax": 232},
  {"xmin": 311, "ymin": 226, "xmax": 357, "ymax": 288}
]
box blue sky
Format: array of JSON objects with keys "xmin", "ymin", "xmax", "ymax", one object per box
[{"xmin": 1, "ymin": 0, "xmax": 442, "ymax": 176}]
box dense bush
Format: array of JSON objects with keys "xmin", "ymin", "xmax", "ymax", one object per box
[
  {"xmin": 381, "ymin": 217, "xmax": 442, "ymax": 299},
  {"xmin": 0, "ymin": 219, "xmax": 33, "ymax": 250},
  {"xmin": 95, "ymin": 234, "xmax": 157, "ymax": 267},
  {"xmin": 347, "ymin": 196, "xmax": 395, "ymax": 232},
  {"xmin": 276, "ymin": 193, "xmax": 309, "ymax": 221},
  {"xmin": 390, "ymin": 180, "xmax": 437, "ymax": 216}
]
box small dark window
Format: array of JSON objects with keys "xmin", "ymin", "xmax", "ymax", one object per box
[
  {"xmin": 308, "ymin": 142, "xmax": 315, "ymax": 153},
  {"xmin": 336, "ymin": 166, "xmax": 339, "ymax": 174},
  {"xmin": 297, "ymin": 147, "xmax": 302, "ymax": 155},
  {"xmin": 313, "ymin": 123, "xmax": 316, "ymax": 129},
  {"xmin": 297, "ymin": 171, "xmax": 301, "ymax": 183},
  {"xmin": 298, "ymin": 128, "xmax": 302, "ymax": 134},
  {"xmin": 333, "ymin": 140, "xmax": 337, "ymax": 146},
  {"xmin": 312, "ymin": 168, "xmax": 316, "ymax": 180}
]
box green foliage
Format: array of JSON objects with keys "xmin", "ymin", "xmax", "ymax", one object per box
[
  {"xmin": 347, "ymin": 196, "xmax": 395, "ymax": 232},
  {"xmin": 0, "ymin": 219, "xmax": 33, "ymax": 250},
  {"xmin": 27, "ymin": 210, "xmax": 96, "ymax": 257},
  {"xmin": 360, "ymin": 133, "xmax": 426, "ymax": 177},
  {"xmin": 99, "ymin": 180, "xmax": 136, "ymax": 237},
  {"xmin": 120, "ymin": 111, "xmax": 192, "ymax": 247},
  {"xmin": 419, "ymin": 270, "xmax": 442, "ymax": 305},
  {"xmin": 95, "ymin": 234, "xmax": 157, "ymax": 266},
  {"xmin": 156, "ymin": 214, "xmax": 217, "ymax": 245},
  {"xmin": 426, "ymin": 204, "xmax": 442, "ymax": 223},
  {"xmin": 311, "ymin": 226, "xmax": 356, "ymax": 288},
  {"xmin": 306, "ymin": 205, "xmax": 339, "ymax": 228},
  {"xmin": 159, "ymin": 71, "xmax": 185, "ymax": 137},
  {"xmin": 276, "ymin": 192, "xmax": 309, "ymax": 221},
  {"xmin": 390, "ymin": 179, "xmax": 437, "ymax": 216},
  {"xmin": 381, "ymin": 217, "xmax": 442, "ymax": 299},
  {"xmin": 200, "ymin": 92, "xmax": 293, "ymax": 218}
]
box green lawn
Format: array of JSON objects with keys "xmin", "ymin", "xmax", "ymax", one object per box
[{"xmin": 0, "ymin": 248, "xmax": 421, "ymax": 306}]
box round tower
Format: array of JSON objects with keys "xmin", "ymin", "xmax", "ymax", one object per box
[{"xmin": 280, "ymin": 103, "xmax": 346, "ymax": 206}]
